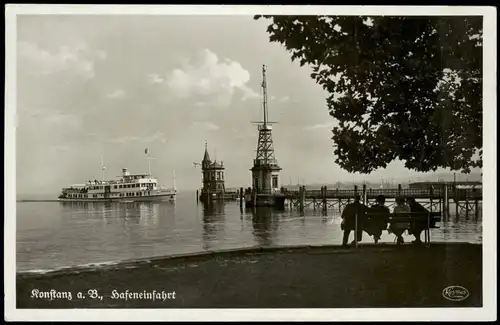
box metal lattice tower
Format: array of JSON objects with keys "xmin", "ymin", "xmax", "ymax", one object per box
[
  {"xmin": 250, "ymin": 65, "xmax": 281, "ymax": 194},
  {"xmin": 253, "ymin": 65, "xmax": 279, "ymax": 167}
]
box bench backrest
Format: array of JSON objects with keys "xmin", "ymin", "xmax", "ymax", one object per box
[{"xmin": 364, "ymin": 211, "xmax": 441, "ymax": 223}]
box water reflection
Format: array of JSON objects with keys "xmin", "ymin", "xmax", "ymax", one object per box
[
  {"xmin": 249, "ymin": 207, "xmax": 280, "ymax": 247},
  {"xmin": 16, "ymin": 194, "xmax": 483, "ymax": 272},
  {"xmin": 201, "ymin": 202, "xmax": 226, "ymax": 250}
]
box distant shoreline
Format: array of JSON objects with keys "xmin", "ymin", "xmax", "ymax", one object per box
[{"xmin": 16, "ymin": 200, "xmax": 61, "ymax": 203}]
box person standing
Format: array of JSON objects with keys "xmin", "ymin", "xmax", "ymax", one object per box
[{"xmin": 341, "ymin": 194, "xmax": 368, "ymax": 247}]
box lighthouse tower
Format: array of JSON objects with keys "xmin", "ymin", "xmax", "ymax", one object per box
[
  {"xmin": 250, "ymin": 65, "xmax": 282, "ymax": 194},
  {"xmin": 200, "ymin": 141, "xmax": 225, "ymax": 200}
]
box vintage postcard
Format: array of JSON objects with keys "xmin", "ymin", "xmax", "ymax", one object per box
[{"xmin": 4, "ymin": 4, "xmax": 497, "ymax": 322}]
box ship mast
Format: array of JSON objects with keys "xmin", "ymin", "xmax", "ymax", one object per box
[
  {"xmin": 262, "ymin": 64, "xmax": 269, "ymax": 129},
  {"xmin": 145, "ymin": 148, "xmax": 155, "ymax": 177},
  {"xmin": 101, "ymin": 154, "xmax": 106, "ymax": 181},
  {"xmin": 173, "ymin": 169, "xmax": 177, "ymax": 190}
]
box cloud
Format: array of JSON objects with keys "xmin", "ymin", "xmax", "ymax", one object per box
[
  {"xmin": 106, "ymin": 132, "xmax": 168, "ymax": 144},
  {"xmin": 147, "ymin": 74, "xmax": 165, "ymax": 84},
  {"xmin": 240, "ymin": 85, "xmax": 260, "ymax": 101},
  {"xmin": 151, "ymin": 49, "xmax": 259, "ymax": 108},
  {"xmin": 270, "ymin": 95, "xmax": 290, "ymax": 103},
  {"xmin": 44, "ymin": 112, "xmax": 81, "ymax": 129},
  {"xmin": 105, "ymin": 89, "xmax": 126, "ymax": 99},
  {"xmin": 107, "ymin": 136, "xmax": 140, "ymax": 143},
  {"xmin": 51, "ymin": 145, "xmax": 70, "ymax": 152},
  {"xmin": 18, "ymin": 41, "xmax": 106, "ymax": 80},
  {"xmin": 191, "ymin": 121, "xmax": 220, "ymax": 131},
  {"xmin": 303, "ymin": 123, "xmax": 334, "ymax": 131}
]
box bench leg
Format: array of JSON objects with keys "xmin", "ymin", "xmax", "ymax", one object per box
[{"xmin": 424, "ymin": 229, "xmax": 430, "ymax": 246}]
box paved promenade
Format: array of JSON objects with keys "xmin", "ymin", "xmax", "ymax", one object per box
[{"xmin": 17, "ymin": 243, "xmax": 482, "ymax": 308}]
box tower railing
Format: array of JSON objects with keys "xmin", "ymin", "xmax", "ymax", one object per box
[
  {"xmin": 253, "ymin": 158, "xmax": 279, "ymax": 167},
  {"xmin": 258, "ymin": 124, "xmax": 272, "ymax": 131}
]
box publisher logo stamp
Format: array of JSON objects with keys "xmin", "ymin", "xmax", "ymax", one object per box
[{"xmin": 442, "ymin": 286, "xmax": 469, "ymax": 301}]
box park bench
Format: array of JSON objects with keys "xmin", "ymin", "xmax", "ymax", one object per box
[{"xmin": 353, "ymin": 211, "xmax": 442, "ymax": 246}]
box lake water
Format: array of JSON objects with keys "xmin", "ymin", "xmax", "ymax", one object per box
[{"xmin": 15, "ymin": 192, "xmax": 482, "ymax": 273}]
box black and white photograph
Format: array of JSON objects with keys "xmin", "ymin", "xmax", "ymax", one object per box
[{"xmin": 4, "ymin": 4, "xmax": 497, "ymax": 322}]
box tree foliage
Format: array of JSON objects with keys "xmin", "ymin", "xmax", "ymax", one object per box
[{"xmin": 255, "ymin": 15, "xmax": 482, "ymax": 174}]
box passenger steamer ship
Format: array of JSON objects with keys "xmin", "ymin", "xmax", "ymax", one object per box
[{"xmin": 58, "ymin": 152, "xmax": 177, "ymax": 202}]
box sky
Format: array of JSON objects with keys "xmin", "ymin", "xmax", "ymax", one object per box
[{"xmin": 15, "ymin": 14, "xmax": 481, "ymax": 195}]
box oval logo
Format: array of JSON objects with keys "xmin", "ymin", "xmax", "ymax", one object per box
[{"xmin": 442, "ymin": 286, "xmax": 469, "ymax": 301}]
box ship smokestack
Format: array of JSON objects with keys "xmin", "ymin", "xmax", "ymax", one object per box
[{"xmin": 122, "ymin": 168, "xmax": 129, "ymax": 177}]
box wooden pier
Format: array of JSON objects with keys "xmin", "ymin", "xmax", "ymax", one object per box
[
  {"xmin": 196, "ymin": 189, "xmax": 240, "ymax": 203},
  {"xmin": 278, "ymin": 184, "xmax": 482, "ymax": 219}
]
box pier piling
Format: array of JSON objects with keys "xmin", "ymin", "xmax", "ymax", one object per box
[
  {"xmin": 465, "ymin": 197, "xmax": 469, "ymax": 219},
  {"xmin": 475, "ymin": 199, "xmax": 479, "ymax": 219},
  {"xmin": 322, "ymin": 186, "xmax": 327, "ymax": 213},
  {"xmin": 299, "ymin": 186, "xmax": 305, "ymax": 212},
  {"xmin": 443, "ymin": 184, "xmax": 449, "ymax": 219}
]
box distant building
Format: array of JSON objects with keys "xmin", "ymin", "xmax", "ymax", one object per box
[
  {"xmin": 197, "ymin": 141, "xmax": 242, "ymax": 202},
  {"xmin": 409, "ymin": 181, "xmax": 482, "ymax": 190},
  {"xmin": 200, "ymin": 142, "xmax": 225, "ymax": 197}
]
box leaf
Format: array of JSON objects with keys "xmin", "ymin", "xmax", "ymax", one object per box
[{"xmin": 256, "ymin": 15, "xmax": 483, "ymax": 174}]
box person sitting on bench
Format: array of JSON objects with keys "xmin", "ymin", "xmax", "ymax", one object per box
[
  {"xmin": 366, "ymin": 195, "xmax": 390, "ymax": 244},
  {"xmin": 341, "ymin": 194, "xmax": 368, "ymax": 247},
  {"xmin": 407, "ymin": 197, "xmax": 430, "ymax": 245},
  {"xmin": 390, "ymin": 197, "xmax": 411, "ymax": 245}
]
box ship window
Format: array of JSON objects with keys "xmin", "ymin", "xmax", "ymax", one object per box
[{"xmin": 114, "ymin": 185, "xmax": 117, "ymax": 189}]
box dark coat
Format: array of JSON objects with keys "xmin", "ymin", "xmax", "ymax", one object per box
[
  {"xmin": 408, "ymin": 201, "xmax": 432, "ymax": 229},
  {"xmin": 341, "ymin": 202, "xmax": 368, "ymax": 230}
]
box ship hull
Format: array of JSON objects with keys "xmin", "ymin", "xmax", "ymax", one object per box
[{"xmin": 57, "ymin": 193, "xmax": 176, "ymax": 203}]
